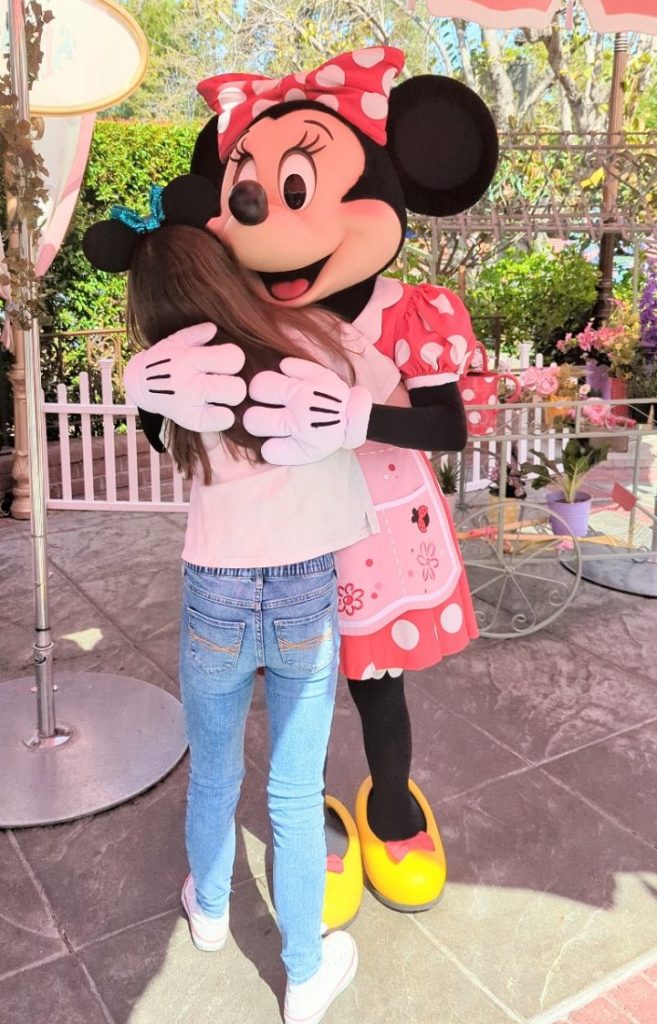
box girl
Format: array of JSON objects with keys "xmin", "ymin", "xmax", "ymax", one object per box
[{"xmin": 83, "ymin": 174, "xmax": 377, "ymax": 1024}]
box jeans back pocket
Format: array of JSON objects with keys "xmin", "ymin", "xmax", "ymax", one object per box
[
  {"xmin": 187, "ymin": 607, "xmax": 245, "ymax": 676},
  {"xmin": 274, "ymin": 605, "xmax": 336, "ymax": 676}
]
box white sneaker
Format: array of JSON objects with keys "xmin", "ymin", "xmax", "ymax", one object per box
[
  {"xmin": 181, "ymin": 873, "xmax": 229, "ymax": 952},
  {"xmin": 284, "ymin": 931, "xmax": 358, "ymax": 1024}
]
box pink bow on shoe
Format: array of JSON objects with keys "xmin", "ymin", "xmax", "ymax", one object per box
[
  {"xmin": 385, "ymin": 830, "xmax": 435, "ymax": 864},
  {"xmin": 326, "ymin": 854, "xmax": 345, "ymax": 874}
]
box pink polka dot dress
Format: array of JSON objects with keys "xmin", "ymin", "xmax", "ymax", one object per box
[{"xmin": 336, "ymin": 276, "xmax": 479, "ymax": 681}]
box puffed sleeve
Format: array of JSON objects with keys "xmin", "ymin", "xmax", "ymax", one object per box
[{"xmin": 378, "ymin": 284, "xmax": 477, "ymax": 390}]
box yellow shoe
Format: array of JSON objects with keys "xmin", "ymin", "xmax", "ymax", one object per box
[
  {"xmin": 355, "ymin": 777, "xmax": 447, "ymax": 912},
  {"xmin": 322, "ymin": 795, "xmax": 364, "ymax": 932}
]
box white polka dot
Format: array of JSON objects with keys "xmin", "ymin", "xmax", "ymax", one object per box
[
  {"xmin": 468, "ymin": 411, "xmax": 481, "ymax": 425},
  {"xmin": 217, "ymin": 110, "xmax": 231, "ymax": 134},
  {"xmin": 391, "ymin": 620, "xmax": 420, "ymax": 651},
  {"xmin": 381, "ymin": 67, "xmax": 397, "ymax": 97},
  {"xmin": 484, "ymin": 376, "xmax": 495, "ymax": 384},
  {"xmin": 420, "ymin": 342, "xmax": 444, "ymax": 370},
  {"xmin": 449, "ymin": 335, "xmax": 468, "ymax": 365},
  {"xmin": 353, "ymin": 47, "xmax": 385, "ymax": 67},
  {"xmin": 488, "ymin": 395, "xmax": 497, "ymax": 405},
  {"xmin": 485, "ymin": 426, "xmax": 495, "ymax": 434},
  {"xmin": 315, "ymin": 63, "xmax": 346, "ymax": 88},
  {"xmin": 361, "ymin": 92, "xmax": 388, "ymax": 120},
  {"xmin": 461, "ymin": 388, "xmax": 475, "ymax": 402},
  {"xmin": 317, "ymin": 95, "xmax": 340, "ymax": 111},
  {"xmin": 394, "ymin": 339, "xmax": 411, "ymax": 366},
  {"xmin": 252, "ymin": 99, "xmax": 276, "ymax": 118},
  {"xmin": 431, "ymin": 293, "xmax": 455, "ymax": 316},
  {"xmin": 440, "ymin": 603, "xmax": 463, "ymax": 634},
  {"xmin": 295, "ymin": 72, "xmax": 308, "ymax": 85},
  {"xmin": 218, "ymin": 85, "xmax": 247, "ymax": 109},
  {"xmin": 252, "ymin": 78, "xmax": 279, "ymax": 95},
  {"xmin": 285, "ymin": 88, "xmax": 306, "ymax": 103}
]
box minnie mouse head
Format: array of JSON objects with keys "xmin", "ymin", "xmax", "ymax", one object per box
[
  {"xmin": 82, "ymin": 174, "xmax": 219, "ymax": 273},
  {"xmin": 190, "ymin": 47, "xmax": 498, "ymax": 310}
]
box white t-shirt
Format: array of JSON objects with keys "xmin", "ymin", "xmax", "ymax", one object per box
[{"xmin": 180, "ymin": 321, "xmax": 401, "ymax": 570}]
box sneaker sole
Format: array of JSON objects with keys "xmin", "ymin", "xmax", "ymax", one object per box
[
  {"xmin": 284, "ymin": 944, "xmax": 358, "ymax": 1024},
  {"xmin": 181, "ymin": 887, "xmax": 228, "ymax": 953}
]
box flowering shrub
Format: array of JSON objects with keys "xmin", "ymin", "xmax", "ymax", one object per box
[
  {"xmin": 555, "ymin": 299, "xmax": 640, "ymax": 379},
  {"xmin": 639, "ymin": 270, "xmax": 657, "ymax": 363}
]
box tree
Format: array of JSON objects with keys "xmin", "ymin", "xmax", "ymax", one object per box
[{"xmin": 112, "ymin": 1, "xmax": 657, "ymax": 135}]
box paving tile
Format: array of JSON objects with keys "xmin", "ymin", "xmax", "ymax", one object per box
[
  {"xmin": 419, "ymin": 769, "xmax": 657, "ymax": 1019},
  {"xmin": 608, "ymin": 974, "xmax": 657, "ymax": 1021},
  {"xmin": 0, "ymin": 832, "xmax": 66, "ymax": 976},
  {"xmin": 413, "ymin": 631, "xmax": 657, "ymax": 764},
  {"xmin": 14, "ymin": 756, "xmax": 270, "ymax": 949},
  {"xmin": 77, "ymin": 565, "xmax": 183, "ymax": 647},
  {"xmin": 569, "ymin": 999, "xmax": 632, "ymax": 1024},
  {"xmin": 544, "ymin": 722, "xmax": 657, "ymax": 849},
  {"xmin": 46, "ymin": 511, "xmax": 184, "ymax": 584},
  {"xmin": 0, "ymin": 566, "xmax": 132, "ymax": 678},
  {"xmin": 0, "ymin": 955, "xmax": 109, "ymax": 1024},
  {"xmin": 79, "ymin": 879, "xmax": 286, "ymax": 1024}
]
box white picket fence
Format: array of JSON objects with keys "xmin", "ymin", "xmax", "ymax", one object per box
[{"xmin": 42, "ymin": 348, "xmax": 560, "ymax": 512}]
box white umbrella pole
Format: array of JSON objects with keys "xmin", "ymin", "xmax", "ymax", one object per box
[
  {"xmin": 8, "ymin": 0, "xmax": 64, "ymax": 746},
  {"xmin": 0, "ymin": 0, "xmax": 187, "ymax": 828}
]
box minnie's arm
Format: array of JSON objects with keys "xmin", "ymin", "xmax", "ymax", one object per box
[
  {"xmin": 139, "ymin": 409, "xmax": 167, "ymax": 454},
  {"xmin": 366, "ymin": 382, "xmax": 468, "ymax": 452}
]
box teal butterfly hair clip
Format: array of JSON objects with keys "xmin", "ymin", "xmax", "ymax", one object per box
[
  {"xmin": 82, "ymin": 175, "xmax": 219, "ymax": 274},
  {"xmin": 110, "ymin": 185, "xmax": 165, "ymax": 234}
]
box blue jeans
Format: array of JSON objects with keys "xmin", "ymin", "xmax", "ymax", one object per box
[{"xmin": 179, "ymin": 555, "xmax": 339, "ymax": 985}]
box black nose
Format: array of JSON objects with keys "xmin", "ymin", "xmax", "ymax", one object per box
[{"xmin": 228, "ymin": 181, "xmax": 269, "ymax": 226}]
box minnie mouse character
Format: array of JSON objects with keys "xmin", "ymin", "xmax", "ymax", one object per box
[{"xmin": 125, "ymin": 46, "xmax": 498, "ymax": 927}]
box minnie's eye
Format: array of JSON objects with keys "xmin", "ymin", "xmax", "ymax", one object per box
[
  {"xmin": 235, "ymin": 158, "xmax": 258, "ymax": 184},
  {"xmin": 279, "ymin": 152, "xmax": 316, "ymax": 211}
]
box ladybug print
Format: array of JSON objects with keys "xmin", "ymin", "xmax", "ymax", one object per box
[{"xmin": 411, "ymin": 506, "xmax": 430, "ymax": 533}]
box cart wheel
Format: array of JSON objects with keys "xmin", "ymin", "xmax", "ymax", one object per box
[{"xmin": 459, "ymin": 499, "xmax": 582, "ymax": 639}]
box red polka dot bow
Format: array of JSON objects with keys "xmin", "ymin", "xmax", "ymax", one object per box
[{"xmin": 197, "ymin": 47, "xmax": 405, "ymax": 162}]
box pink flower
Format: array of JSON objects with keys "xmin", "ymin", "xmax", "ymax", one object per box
[
  {"xmin": 417, "ymin": 542, "xmax": 439, "ymax": 582},
  {"xmin": 338, "ymin": 583, "xmax": 364, "ymax": 617},
  {"xmin": 536, "ymin": 372, "xmax": 559, "ymax": 396}
]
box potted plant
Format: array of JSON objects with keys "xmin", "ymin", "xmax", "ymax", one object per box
[
  {"xmin": 522, "ymin": 435, "xmax": 609, "ymax": 537},
  {"xmin": 433, "ymin": 456, "xmax": 459, "ymax": 515},
  {"xmin": 555, "ymin": 299, "xmax": 640, "ymax": 413},
  {"xmin": 488, "ymin": 444, "xmax": 528, "ymax": 524}
]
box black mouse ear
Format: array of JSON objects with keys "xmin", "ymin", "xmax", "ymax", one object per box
[
  {"xmin": 161, "ymin": 173, "xmax": 219, "ymax": 227},
  {"xmin": 82, "ymin": 220, "xmax": 138, "ymax": 273},
  {"xmin": 387, "ymin": 76, "xmax": 499, "ymax": 217},
  {"xmin": 190, "ymin": 116, "xmax": 228, "ymax": 196}
]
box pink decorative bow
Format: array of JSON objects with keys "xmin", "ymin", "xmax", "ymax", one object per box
[
  {"xmin": 197, "ymin": 47, "xmax": 405, "ymax": 161},
  {"xmin": 385, "ymin": 830, "xmax": 435, "ymax": 864},
  {"xmin": 326, "ymin": 854, "xmax": 345, "ymax": 874}
]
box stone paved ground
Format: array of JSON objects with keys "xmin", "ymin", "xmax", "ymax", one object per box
[{"xmin": 2, "ymin": 507, "xmax": 657, "ymax": 1024}]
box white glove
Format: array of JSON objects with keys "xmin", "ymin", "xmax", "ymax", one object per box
[
  {"xmin": 123, "ymin": 322, "xmax": 247, "ymax": 433},
  {"xmin": 243, "ymin": 357, "xmax": 373, "ymax": 466}
]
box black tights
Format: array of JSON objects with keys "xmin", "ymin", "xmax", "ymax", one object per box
[{"xmin": 346, "ymin": 673, "xmax": 425, "ymax": 842}]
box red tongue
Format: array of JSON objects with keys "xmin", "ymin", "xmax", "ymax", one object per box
[{"xmin": 270, "ymin": 278, "xmax": 310, "ymax": 301}]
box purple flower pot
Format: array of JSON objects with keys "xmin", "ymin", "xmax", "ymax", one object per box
[
  {"xmin": 585, "ymin": 360, "xmax": 611, "ymax": 400},
  {"xmin": 546, "ymin": 491, "xmax": 591, "ymax": 537}
]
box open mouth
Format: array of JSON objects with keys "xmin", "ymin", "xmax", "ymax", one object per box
[{"xmin": 257, "ymin": 254, "xmax": 332, "ymax": 302}]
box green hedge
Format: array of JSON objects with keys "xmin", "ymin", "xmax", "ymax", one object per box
[
  {"xmin": 467, "ymin": 246, "xmax": 600, "ymax": 358},
  {"xmin": 43, "ymin": 119, "xmax": 202, "ymax": 334}
]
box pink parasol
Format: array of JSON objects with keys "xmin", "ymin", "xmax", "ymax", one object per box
[{"xmin": 424, "ymin": 0, "xmax": 657, "ymax": 34}]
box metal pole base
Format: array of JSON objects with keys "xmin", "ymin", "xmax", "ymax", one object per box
[
  {"xmin": 0, "ymin": 673, "xmax": 188, "ymax": 828},
  {"xmin": 562, "ymin": 543, "xmax": 657, "ymax": 598}
]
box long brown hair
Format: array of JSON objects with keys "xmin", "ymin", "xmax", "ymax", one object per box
[{"xmin": 126, "ymin": 224, "xmax": 352, "ymax": 482}]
